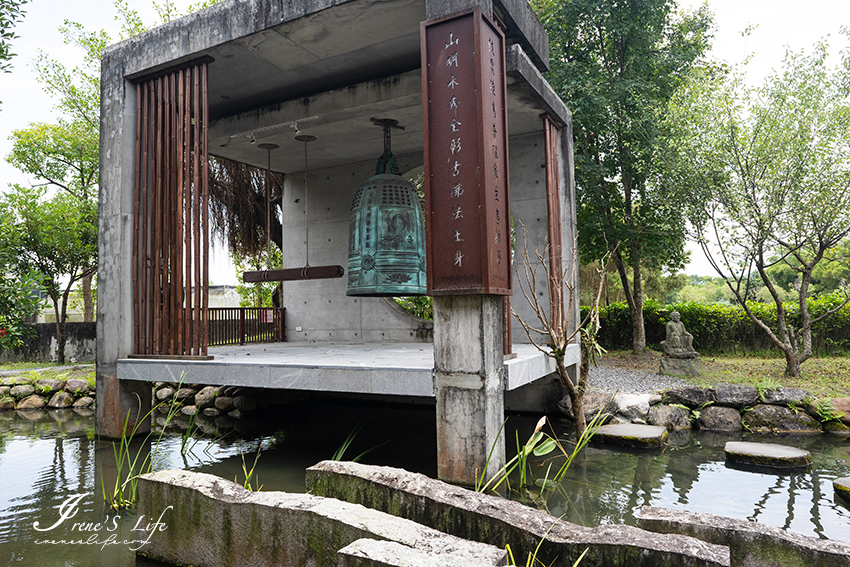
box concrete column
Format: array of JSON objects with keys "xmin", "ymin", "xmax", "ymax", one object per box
[
  {"xmin": 96, "ymin": 49, "xmax": 151, "ymax": 439},
  {"xmin": 434, "ymin": 295, "xmax": 505, "ymax": 486}
]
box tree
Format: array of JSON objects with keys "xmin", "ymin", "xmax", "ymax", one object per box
[
  {"xmin": 1, "ymin": 185, "xmax": 97, "ymax": 363},
  {"xmin": 7, "ymin": 120, "xmax": 99, "ymax": 320},
  {"xmin": 0, "ymin": 212, "xmax": 43, "ymax": 352},
  {"xmin": 6, "ymin": 1, "xmax": 223, "ymax": 321},
  {"xmin": 0, "ymin": 0, "xmax": 28, "ymax": 75},
  {"xmin": 534, "ymin": 0, "xmax": 714, "ymax": 352},
  {"xmin": 512, "ymin": 227, "xmax": 610, "ymax": 437},
  {"xmin": 664, "ymin": 38, "xmax": 850, "ymax": 377}
]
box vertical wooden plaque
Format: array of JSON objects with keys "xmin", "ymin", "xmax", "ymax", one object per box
[{"xmin": 422, "ymin": 9, "xmax": 511, "ymax": 296}]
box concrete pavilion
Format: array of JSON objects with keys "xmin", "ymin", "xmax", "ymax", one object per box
[{"xmin": 97, "ymin": 0, "xmax": 579, "ymax": 485}]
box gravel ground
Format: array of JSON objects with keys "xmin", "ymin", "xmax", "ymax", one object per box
[
  {"xmin": 0, "ymin": 364, "xmax": 93, "ymax": 377},
  {"xmin": 588, "ymin": 365, "xmax": 697, "ymax": 394}
]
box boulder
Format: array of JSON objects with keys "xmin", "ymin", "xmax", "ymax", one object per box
[
  {"xmin": 180, "ymin": 405, "xmax": 198, "ymax": 417},
  {"xmin": 558, "ymin": 389, "xmax": 615, "ymax": 424},
  {"xmin": 761, "ymin": 387, "xmax": 810, "ymax": 406},
  {"xmin": 9, "ymin": 384, "xmax": 35, "ymax": 399},
  {"xmin": 695, "ymin": 406, "xmax": 742, "ymax": 432},
  {"xmin": 742, "ymin": 404, "xmax": 822, "ymax": 434},
  {"xmin": 822, "ymin": 420, "xmax": 850, "ymax": 436},
  {"xmin": 37, "ymin": 378, "xmax": 65, "ymax": 394},
  {"xmin": 64, "ymin": 379, "xmax": 91, "ymax": 395},
  {"xmin": 72, "ymin": 396, "xmax": 95, "ymax": 409},
  {"xmin": 48, "ymin": 391, "xmax": 75, "ymax": 408},
  {"xmin": 826, "ymin": 397, "xmax": 850, "ymax": 427},
  {"xmin": 174, "ymin": 388, "xmax": 197, "ymax": 404},
  {"xmin": 16, "ymin": 394, "xmax": 47, "ymax": 410},
  {"xmin": 0, "ymin": 386, "xmax": 9, "ymax": 397},
  {"xmin": 194, "ymin": 386, "xmax": 218, "ymax": 410},
  {"xmin": 155, "ymin": 387, "xmax": 174, "ymax": 402},
  {"xmin": 613, "ymin": 393, "xmax": 654, "ymax": 422},
  {"xmin": 232, "ymin": 395, "xmax": 257, "ymax": 412},
  {"xmin": 661, "ymin": 387, "xmax": 715, "ymax": 409},
  {"xmin": 202, "ymin": 407, "xmax": 220, "ymax": 417},
  {"xmin": 714, "ymin": 384, "xmax": 758, "ymax": 409},
  {"xmin": 0, "ymin": 397, "xmax": 15, "ymax": 411},
  {"xmin": 647, "ymin": 404, "xmax": 692, "ymax": 430},
  {"xmin": 214, "ymin": 396, "xmax": 235, "ymax": 412}
]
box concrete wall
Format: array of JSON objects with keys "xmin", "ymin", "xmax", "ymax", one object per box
[
  {"xmin": 280, "ymin": 151, "xmax": 434, "ymax": 343},
  {"xmin": 507, "ymin": 131, "xmax": 551, "ymax": 345},
  {"xmin": 307, "ymin": 460, "xmax": 731, "ymax": 567},
  {"xmin": 135, "ymin": 469, "xmax": 507, "ymax": 567},
  {"xmin": 0, "ymin": 323, "xmax": 96, "ymax": 363},
  {"xmin": 275, "ymin": 130, "xmax": 565, "ymax": 346},
  {"xmin": 636, "ymin": 507, "xmax": 850, "ymax": 567}
]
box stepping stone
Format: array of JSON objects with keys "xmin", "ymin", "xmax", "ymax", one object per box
[
  {"xmin": 725, "ymin": 441, "xmax": 811, "ymax": 470},
  {"xmin": 835, "ymin": 478, "xmax": 850, "ymax": 506},
  {"xmin": 592, "ymin": 423, "xmax": 668, "ymax": 449}
]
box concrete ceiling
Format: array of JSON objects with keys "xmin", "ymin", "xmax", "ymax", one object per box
[
  {"xmin": 197, "ymin": 0, "xmax": 559, "ymax": 175},
  {"xmin": 205, "ymin": 0, "xmax": 425, "ymax": 120}
]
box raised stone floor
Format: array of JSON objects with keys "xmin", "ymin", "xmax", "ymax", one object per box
[{"xmin": 119, "ymin": 342, "xmax": 578, "ymax": 398}]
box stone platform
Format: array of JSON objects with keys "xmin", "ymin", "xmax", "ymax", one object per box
[
  {"xmin": 119, "ymin": 342, "xmax": 578, "ymax": 398},
  {"xmin": 592, "ymin": 423, "xmax": 669, "ymax": 450},
  {"xmin": 724, "ymin": 441, "xmax": 812, "ymax": 470},
  {"xmin": 835, "ymin": 478, "xmax": 850, "ymax": 505}
]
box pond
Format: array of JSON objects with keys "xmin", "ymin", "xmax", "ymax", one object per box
[{"xmin": 0, "ymin": 399, "xmax": 848, "ymax": 566}]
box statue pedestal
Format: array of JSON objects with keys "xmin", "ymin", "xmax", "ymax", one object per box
[{"xmin": 660, "ymin": 356, "xmax": 702, "ymax": 377}]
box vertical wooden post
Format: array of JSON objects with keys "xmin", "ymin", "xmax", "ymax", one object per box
[
  {"xmin": 239, "ymin": 309, "xmax": 246, "ymax": 346},
  {"xmin": 543, "ymin": 115, "xmax": 564, "ymax": 340},
  {"xmin": 132, "ymin": 83, "xmax": 142, "ymax": 354},
  {"xmin": 131, "ymin": 58, "xmax": 211, "ymax": 357},
  {"xmin": 201, "ymin": 61, "xmax": 210, "ymax": 357}
]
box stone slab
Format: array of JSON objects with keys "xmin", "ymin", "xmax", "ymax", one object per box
[
  {"xmin": 119, "ymin": 342, "xmax": 561, "ymax": 397},
  {"xmin": 136, "ymin": 470, "xmax": 506, "ymax": 567},
  {"xmin": 592, "ymin": 424, "xmax": 669, "ymax": 450},
  {"xmin": 636, "ymin": 506, "xmax": 850, "ymax": 567},
  {"xmin": 337, "ymin": 538, "xmax": 503, "ymax": 567},
  {"xmin": 307, "ymin": 461, "xmax": 728, "ymax": 567},
  {"xmin": 724, "ymin": 441, "xmax": 812, "ymax": 470},
  {"xmin": 835, "ymin": 478, "xmax": 850, "ymax": 506}
]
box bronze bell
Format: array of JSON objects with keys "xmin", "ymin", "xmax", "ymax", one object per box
[{"xmin": 347, "ymin": 120, "xmax": 426, "ymax": 297}]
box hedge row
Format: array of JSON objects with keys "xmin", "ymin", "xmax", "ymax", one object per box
[{"xmin": 581, "ymin": 294, "xmax": 850, "ymax": 354}]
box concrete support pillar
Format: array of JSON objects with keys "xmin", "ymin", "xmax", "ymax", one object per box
[
  {"xmin": 96, "ymin": 51, "xmax": 150, "ymax": 439},
  {"xmin": 434, "ymin": 295, "xmax": 505, "ymax": 486}
]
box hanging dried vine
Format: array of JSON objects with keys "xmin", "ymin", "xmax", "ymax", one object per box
[{"xmin": 208, "ymin": 155, "xmax": 283, "ymax": 257}]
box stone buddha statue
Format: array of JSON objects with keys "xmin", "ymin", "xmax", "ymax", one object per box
[{"xmin": 661, "ymin": 311, "xmax": 698, "ymax": 358}]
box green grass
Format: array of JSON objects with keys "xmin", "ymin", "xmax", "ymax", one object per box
[{"xmin": 600, "ymin": 350, "xmax": 850, "ymax": 398}]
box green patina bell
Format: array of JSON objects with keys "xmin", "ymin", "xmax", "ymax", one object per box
[{"xmin": 347, "ymin": 120, "xmax": 426, "ymax": 297}]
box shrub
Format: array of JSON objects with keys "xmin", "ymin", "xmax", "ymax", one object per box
[{"xmin": 582, "ymin": 293, "xmax": 850, "ymax": 355}]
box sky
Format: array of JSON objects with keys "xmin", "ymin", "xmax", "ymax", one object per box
[{"xmin": 1, "ymin": 0, "xmax": 849, "ymax": 283}]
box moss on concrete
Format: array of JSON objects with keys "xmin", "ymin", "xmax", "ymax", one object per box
[{"xmin": 834, "ymin": 478, "xmax": 850, "ymax": 505}]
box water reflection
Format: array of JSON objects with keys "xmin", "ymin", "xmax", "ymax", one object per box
[
  {"xmin": 0, "ymin": 403, "xmax": 848, "ymax": 567},
  {"xmin": 535, "ymin": 417, "xmax": 850, "ymax": 542}
]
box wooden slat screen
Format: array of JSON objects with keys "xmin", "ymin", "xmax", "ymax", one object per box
[{"xmin": 133, "ymin": 59, "xmax": 211, "ymax": 356}]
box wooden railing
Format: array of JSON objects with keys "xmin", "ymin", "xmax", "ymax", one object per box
[{"xmin": 208, "ymin": 307, "xmax": 285, "ymax": 346}]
